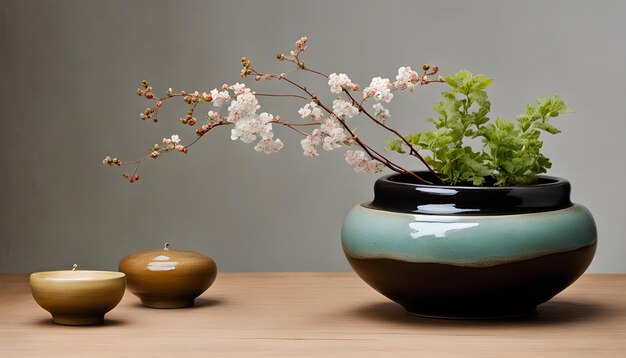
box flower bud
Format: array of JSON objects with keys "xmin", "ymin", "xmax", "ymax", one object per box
[
  {"xmin": 422, "ymin": 64, "xmax": 430, "ymax": 71},
  {"xmin": 295, "ymin": 36, "xmax": 308, "ymax": 50}
]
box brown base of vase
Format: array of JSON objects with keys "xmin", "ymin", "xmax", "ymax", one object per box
[{"xmin": 346, "ymin": 243, "xmax": 596, "ymax": 319}]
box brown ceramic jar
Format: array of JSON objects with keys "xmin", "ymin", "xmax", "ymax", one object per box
[{"xmin": 119, "ymin": 243, "xmax": 217, "ymax": 308}]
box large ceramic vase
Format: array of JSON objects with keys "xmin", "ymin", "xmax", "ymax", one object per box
[{"xmin": 341, "ymin": 172, "xmax": 597, "ymax": 319}]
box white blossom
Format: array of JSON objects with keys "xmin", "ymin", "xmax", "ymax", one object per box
[
  {"xmin": 231, "ymin": 83, "xmax": 248, "ymax": 95},
  {"xmin": 300, "ymin": 129, "xmax": 322, "ymax": 157},
  {"xmin": 373, "ymin": 103, "xmax": 390, "ymax": 121},
  {"xmin": 230, "ymin": 112, "xmax": 274, "ymax": 144},
  {"xmin": 161, "ymin": 135, "xmax": 182, "ymax": 151},
  {"xmin": 298, "ymin": 104, "xmax": 312, "ymax": 118},
  {"xmin": 328, "ymin": 73, "xmax": 356, "ymax": 94},
  {"xmin": 320, "ymin": 119, "xmax": 346, "ymax": 151},
  {"xmin": 319, "ymin": 118, "xmax": 338, "ymax": 134},
  {"xmin": 298, "ymin": 102, "xmax": 324, "ymax": 121},
  {"xmin": 227, "ymin": 91, "xmax": 260, "ymax": 123},
  {"xmin": 345, "ymin": 150, "xmax": 385, "ymax": 173},
  {"xmin": 299, "ymin": 119, "xmax": 347, "ymax": 156},
  {"xmin": 210, "ymin": 88, "xmax": 231, "ymax": 107},
  {"xmin": 255, "ymin": 138, "xmax": 284, "ymax": 154},
  {"xmin": 332, "ymin": 99, "xmax": 359, "ymax": 119},
  {"xmin": 394, "ymin": 66, "xmax": 420, "ymax": 92},
  {"xmin": 207, "ymin": 111, "xmax": 221, "ymax": 121},
  {"xmin": 323, "ymin": 135, "xmax": 343, "ymax": 151},
  {"xmin": 363, "ymin": 77, "xmax": 393, "ymax": 102}
]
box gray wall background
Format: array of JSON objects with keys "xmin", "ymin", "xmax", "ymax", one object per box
[{"xmin": 1, "ymin": 0, "xmax": 625, "ymax": 273}]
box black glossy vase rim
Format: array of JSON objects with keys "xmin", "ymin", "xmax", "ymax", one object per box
[{"xmin": 366, "ymin": 171, "xmax": 572, "ymax": 215}]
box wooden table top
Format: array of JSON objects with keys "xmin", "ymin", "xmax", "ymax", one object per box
[{"xmin": 1, "ymin": 273, "xmax": 625, "ymax": 357}]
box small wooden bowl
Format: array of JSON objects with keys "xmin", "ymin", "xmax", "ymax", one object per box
[
  {"xmin": 30, "ymin": 270, "xmax": 126, "ymax": 325},
  {"xmin": 119, "ymin": 244, "xmax": 217, "ymax": 308}
]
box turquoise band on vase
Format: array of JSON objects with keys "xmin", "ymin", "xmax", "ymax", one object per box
[{"xmin": 341, "ymin": 204, "xmax": 597, "ymax": 267}]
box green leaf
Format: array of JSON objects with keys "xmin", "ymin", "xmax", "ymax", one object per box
[
  {"xmin": 534, "ymin": 122, "xmax": 561, "ymax": 135},
  {"xmin": 386, "ymin": 138, "xmax": 406, "ymax": 154}
]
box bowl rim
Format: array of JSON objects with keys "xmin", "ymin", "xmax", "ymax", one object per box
[{"xmin": 30, "ymin": 270, "xmax": 126, "ymax": 281}]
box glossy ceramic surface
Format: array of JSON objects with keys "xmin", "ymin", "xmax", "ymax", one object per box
[
  {"xmin": 368, "ymin": 171, "xmax": 572, "ymax": 215},
  {"xmin": 119, "ymin": 246, "xmax": 217, "ymax": 308},
  {"xmin": 342, "ymin": 172, "xmax": 597, "ymax": 318},
  {"xmin": 30, "ymin": 270, "xmax": 126, "ymax": 325}
]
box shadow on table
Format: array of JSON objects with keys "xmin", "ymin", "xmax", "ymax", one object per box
[
  {"xmin": 350, "ymin": 299, "xmax": 611, "ymax": 326},
  {"xmin": 32, "ymin": 318, "xmax": 127, "ymax": 327},
  {"xmin": 130, "ymin": 297, "xmax": 224, "ymax": 309},
  {"xmin": 189, "ymin": 298, "xmax": 223, "ymax": 309}
]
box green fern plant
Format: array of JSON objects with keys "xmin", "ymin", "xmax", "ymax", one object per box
[{"xmin": 387, "ymin": 70, "xmax": 570, "ymax": 186}]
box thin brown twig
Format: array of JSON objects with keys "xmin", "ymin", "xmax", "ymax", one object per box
[
  {"xmin": 341, "ymin": 89, "xmax": 443, "ymax": 183},
  {"xmin": 254, "ymin": 93, "xmax": 309, "ymax": 100}
]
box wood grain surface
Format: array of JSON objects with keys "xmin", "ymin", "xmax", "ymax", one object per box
[{"xmin": 1, "ymin": 273, "xmax": 625, "ymax": 357}]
